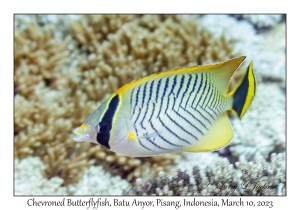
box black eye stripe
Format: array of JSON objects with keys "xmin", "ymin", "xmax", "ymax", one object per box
[
  {"xmin": 102, "ymin": 95, "xmax": 120, "ymax": 124},
  {"xmin": 97, "ymin": 121, "xmax": 112, "ymax": 134},
  {"xmin": 96, "ymin": 94, "xmax": 120, "ymax": 149},
  {"xmin": 100, "ymin": 125, "xmax": 107, "ymax": 132}
]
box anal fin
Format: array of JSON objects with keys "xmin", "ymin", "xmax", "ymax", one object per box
[{"xmin": 184, "ymin": 112, "xmax": 233, "ymax": 152}]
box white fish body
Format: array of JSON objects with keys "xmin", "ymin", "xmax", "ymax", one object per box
[{"xmin": 73, "ymin": 56, "xmax": 256, "ymax": 157}]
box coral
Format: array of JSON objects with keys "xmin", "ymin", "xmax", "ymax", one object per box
[
  {"xmin": 262, "ymin": 23, "xmax": 285, "ymax": 63},
  {"xmin": 229, "ymin": 83, "xmax": 285, "ymax": 160},
  {"xmin": 69, "ymin": 165, "xmax": 131, "ymax": 195},
  {"xmin": 70, "ymin": 14, "xmax": 238, "ymax": 101},
  {"xmin": 233, "ymin": 15, "xmax": 283, "ymax": 28},
  {"xmin": 15, "ymin": 156, "xmax": 68, "ymax": 195},
  {"xmin": 174, "ymin": 152, "xmax": 225, "ymax": 173},
  {"xmin": 90, "ymin": 148, "xmax": 180, "ymax": 183},
  {"xmin": 14, "ymin": 88, "xmax": 98, "ymax": 185},
  {"xmin": 201, "ymin": 15, "xmax": 285, "ymax": 83},
  {"xmin": 236, "ymin": 153, "xmax": 286, "ymax": 196},
  {"xmin": 122, "ymin": 153, "xmax": 285, "ymax": 196},
  {"xmin": 14, "ymin": 16, "xmax": 75, "ymax": 98},
  {"xmin": 123, "ymin": 158, "xmax": 240, "ymax": 196}
]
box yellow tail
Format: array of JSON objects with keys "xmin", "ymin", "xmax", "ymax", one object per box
[{"xmin": 229, "ymin": 61, "xmax": 256, "ymax": 119}]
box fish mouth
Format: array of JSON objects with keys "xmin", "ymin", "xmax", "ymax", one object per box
[
  {"xmin": 73, "ymin": 124, "xmax": 97, "ymax": 144},
  {"xmin": 73, "ymin": 127, "xmax": 89, "ymax": 142}
]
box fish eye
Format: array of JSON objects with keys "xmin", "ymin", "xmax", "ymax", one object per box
[{"xmin": 95, "ymin": 121, "xmax": 111, "ymax": 134}]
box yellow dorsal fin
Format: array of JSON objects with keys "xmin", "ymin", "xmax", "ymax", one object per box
[
  {"xmin": 174, "ymin": 56, "xmax": 246, "ymax": 95},
  {"xmin": 116, "ymin": 56, "xmax": 246, "ymax": 95},
  {"xmin": 184, "ymin": 112, "xmax": 233, "ymax": 152},
  {"xmin": 208, "ymin": 56, "xmax": 246, "ymax": 95}
]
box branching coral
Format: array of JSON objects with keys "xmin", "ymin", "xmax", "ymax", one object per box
[
  {"xmin": 70, "ymin": 14, "xmax": 239, "ymax": 101},
  {"xmin": 14, "ymin": 16, "xmax": 75, "ymax": 98},
  {"xmin": 14, "ymin": 87, "xmax": 97, "ymax": 185},
  {"xmin": 202, "ymin": 15, "xmax": 285, "ymax": 84},
  {"xmin": 15, "ymin": 156, "xmax": 131, "ymax": 195},
  {"xmin": 233, "ymin": 15, "xmax": 283, "ymax": 28},
  {"xmin": 122, "ymin": 153, "xmax": 285, "ymax": 196},
  {"xmin": 236, "ymin": 153, "xmax": 285, "ymax": 196},
  {"xmin": 15, "ymin": 156, "xmax": 68, "ymax": 195},
  {"xmin": 70, "ymin": 165, "xmax": 131, "ymax": 195},
  {"xmin": 229, "ymin": 83, "xmax": 285, "ymax": 160},
  {"xmin": 123, "ymin": 158, "xmax": 240, "ymax": 196}
]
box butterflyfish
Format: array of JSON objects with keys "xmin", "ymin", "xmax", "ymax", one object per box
[{"xmin": 73, "ymin": 56, "xmax": 255, "ymax": 157}]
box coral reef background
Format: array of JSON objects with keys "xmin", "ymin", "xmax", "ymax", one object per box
[{"xmin": 14, "ymin": 14, "xmax": 286, "ymax": 195}]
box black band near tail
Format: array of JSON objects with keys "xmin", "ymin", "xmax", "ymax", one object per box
[
  {"xmin": 96, "ymin": 94, "xmax": 120, "ymax": 149},
  {"xmin": 232, "ymin": 70, "xmax": 249, "ymax": 117}
]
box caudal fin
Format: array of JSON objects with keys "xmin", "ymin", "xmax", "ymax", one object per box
[{"xmin": 229, "ymin": 61, "xmax": 256, "ymax": 119}]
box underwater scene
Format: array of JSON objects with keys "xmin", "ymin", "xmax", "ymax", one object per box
[{"xmin": 14, "ymin": 14, "xmax": 286, "ymax": 195}]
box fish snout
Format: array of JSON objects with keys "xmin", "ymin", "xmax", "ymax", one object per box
[{"xmin": 73, "ymin": 124, "xmax": 98, "ymax": 144}]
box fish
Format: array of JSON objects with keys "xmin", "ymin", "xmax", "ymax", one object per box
[{"xmin": 73, "ymin": 56, "xmax": 256, "ymax": 157}]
